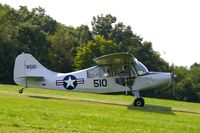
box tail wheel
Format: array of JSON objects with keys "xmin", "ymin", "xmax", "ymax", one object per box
[{"xmin": 134, "ymin": 98, "xmax": 145, "ymax": 107}]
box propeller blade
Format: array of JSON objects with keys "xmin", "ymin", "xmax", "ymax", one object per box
[{"xmin": 171, "ymin": 63, "xmax": 176, "ymax": 97}]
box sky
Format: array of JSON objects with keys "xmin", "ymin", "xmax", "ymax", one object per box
[{"xmin": 1, "ymin": 0, "xmax": 200, "ymax": 67}]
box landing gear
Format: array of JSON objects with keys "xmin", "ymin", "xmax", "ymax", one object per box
[
  {"xmin": 132, "ymin": 90, "xmax": 145, "ymax": 107},
  {"xmin": 19, "ymin": 88, "xmax": 24, "ymax": 94},
  {"xmin": 134, "ymin": 97, "xmax": 145, "ymax": 107}
]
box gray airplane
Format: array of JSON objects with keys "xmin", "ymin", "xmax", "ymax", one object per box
[{"xmin": 14, "ymin": 52, "xmax": 172, "ymax": 107}]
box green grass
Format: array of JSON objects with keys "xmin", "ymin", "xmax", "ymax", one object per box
[{"xmin": 0, "ymin": 84, "xmax": 200, "ymax": 133}]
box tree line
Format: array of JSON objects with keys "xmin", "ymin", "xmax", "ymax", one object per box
[{"xmin": 0, "ymin": 4, "xmax": 199, "ymax": 102}]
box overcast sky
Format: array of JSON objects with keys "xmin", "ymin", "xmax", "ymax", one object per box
[{"xmin": 1, "ymin": 0, "xmax": 200, "ymax": 67}]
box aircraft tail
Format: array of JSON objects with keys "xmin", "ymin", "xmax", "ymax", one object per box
[{"xmin": 13, "ymin": 53, "xmax": 51, "ymax": 87}]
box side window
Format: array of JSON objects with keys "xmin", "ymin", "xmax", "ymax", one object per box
[
  {"xmin": 101, "ymin": 66, "xmax": 113, "ymax": 77},
  {"xmin": 112, "ymin": 65, "xmax": 122, "ymax": 77},
  {"xmin": 114, "ymin": 64, "xmax": 136, "ymax": 77},
  {"xmin": 87, "ymin": 66, "xmax": 105, "ymax": 78},
  {"xmin": 101, "ymin": 64, "xmax": 136, "ymax": 77}
]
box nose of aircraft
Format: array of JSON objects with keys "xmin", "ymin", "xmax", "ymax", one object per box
[{"xmin": 152, "ymin": 72, "xmax": 172, "ymax": 89}]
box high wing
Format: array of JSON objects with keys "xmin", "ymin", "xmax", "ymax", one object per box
[{"xmin": 93, "ymin": 52, "xmax": 134, "ymax": 65}]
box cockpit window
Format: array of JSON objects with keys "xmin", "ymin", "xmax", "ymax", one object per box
[
  {"xmin": 133, "ymin": 58, "xmax": 148, "ymax": 75},
  {"xmin": 87, "ymin": 66, "xmax": 105, "ymax": 78}
]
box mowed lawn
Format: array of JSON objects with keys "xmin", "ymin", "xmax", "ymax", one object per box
[{"xmin": 0, "ymin": 84, "xmax": 200, "ymax": 133}]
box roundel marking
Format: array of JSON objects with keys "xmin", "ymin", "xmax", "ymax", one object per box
[{"xmin": 63, "ymin": 75, "xmax": 77, "ymax": 90}]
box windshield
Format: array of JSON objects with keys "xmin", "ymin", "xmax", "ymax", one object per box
[{"xmin": 133, "ymin": 58, "xmax": 148, "ymax": 75}]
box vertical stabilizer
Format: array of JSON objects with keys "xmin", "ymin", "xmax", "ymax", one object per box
[{"xmin": 13, "ymin": 53, "xmax": 51, "ymax": 87}]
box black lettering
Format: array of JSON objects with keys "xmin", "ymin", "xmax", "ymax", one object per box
[
  {"xmin": 94, "ymin": 79, "xmax": 107, "ymax": 87},
  {"xmin": 26, "ymin": 64, "xmax": 37, "ymax": 69},
  {"xmin": 102, "ymin": 79, "xmax": 107, "ymax": 87},
  {"xmin": 94, "ymin": 80, "xmax": 99, "ymax": 87}
]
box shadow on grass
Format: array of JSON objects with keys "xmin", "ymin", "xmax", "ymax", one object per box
[
  {"xmin": 128, "ymin": 104, "xmax": 174, "ymax": 115},
  {"xmin": 28, "ymin": 95, "xmax": 65, "ymax": 100},
  {"xmin": 29, "ymin": 95, "xmax": 174, "ymax": 115}
]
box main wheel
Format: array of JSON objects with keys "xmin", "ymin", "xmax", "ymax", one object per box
[
  {"xmin": 134, "ymin": 98, "xmax": 145, "ymax": 107},
  {"xmin": 19, "ymin": 89, "xmax": 23, "ymax": 94}
]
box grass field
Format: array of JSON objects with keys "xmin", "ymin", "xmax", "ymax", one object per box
[{"xmin": 0, "ymin": 84, "xmax": 200, "ymax": 133}]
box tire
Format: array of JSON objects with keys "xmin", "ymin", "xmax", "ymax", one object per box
[
  {"xmin": 19, "ymin": 89, "xmax": 23, "ymax": 94},
  {"xmin": 134, "ymin": 98, "xmax": 145, "ymax": 107}
]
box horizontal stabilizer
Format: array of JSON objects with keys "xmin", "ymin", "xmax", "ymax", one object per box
[{"xmin": 17, "ymin": 76, "xmax": 44, "ymax": 81}]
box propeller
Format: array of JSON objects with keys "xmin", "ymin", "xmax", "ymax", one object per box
[{"xmin": 171, "ymin": 63, "xmax": 176, "ymax": 97}]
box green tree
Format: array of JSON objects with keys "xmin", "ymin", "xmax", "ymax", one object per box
[
  {"xmin": 48, "ymin": 25, "xmax": 76, "ymax": 72},
  {"xmin": 181, "ymin": 78, "xmax": 199, "ymax": 102},
  {"xmin": 190, "ymin": 63, "xmax": 200, "ymax": 89},
  {"xmin": 174, "ymin": 66, "xmax": 199, "ymax": 102},
  {"xmin": 75, "ymin": 25, "xmax": 93, "ymax": 45},
  {"xmin": 91, "ymin": 14, "xmax": 139, "ymax": 51},
  {"xmin": 91, "ymin": 14, "xmax": 169, "ymax": 72},
  {"xmin": 74, "ymin": 36, "xmax": 118, "ymax": 70},
  {"xmin": 111, "ymin": 23, "xmax": 138, "ymax": 52},
  {"xmin": 48, "ymin": 24, "xmax": 93, "ymax": 72},
  {"xmin": 17, "ymin": 6, "xmax": 57, "ymax": 34},
  {"xmin": 15, "ymin": 24, "xmax": 50, "ymax": 64},
  {"xmin": 0, "ymin": 5, "xmax": 57, "ymax": 83},
  {"xmin": 92, "ymin": 14, "xmax": 116, "ymax": 39},
  {"xmin": 0, "ymin": 4, "xmax": 20, "ymax": 83},
  {"xmin": 0, "ymin": 4, "xmax": 19, "ymax": 40},
  {"xmin": 0, "ymin": 40, "xmax": 17, "ymax": 83}
]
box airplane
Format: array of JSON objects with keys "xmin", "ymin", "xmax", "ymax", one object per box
[{"xmin": 14, "ymin": 52, "xmax": 172, "ymax": 107}]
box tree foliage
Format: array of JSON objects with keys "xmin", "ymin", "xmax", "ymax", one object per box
[
  {"xmin": 89, "ymin": 14, "xmax": 169, "ymax": 72},
  {"xmin": 75, "ymin": 36, "xmax": 118, "ymax": 70},
  {"xmin": 174, "ymin": 66, "xmax": 200, "ymax": 102},
  {"xmin": 92, "ymin": 14, "xmax": 116, "ymax": 39}
]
